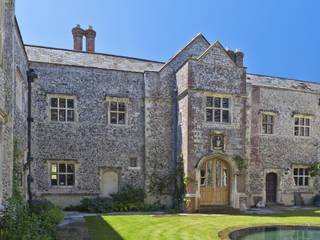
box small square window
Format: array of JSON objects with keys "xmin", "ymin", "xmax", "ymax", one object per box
[
  {"xmin": 130, "ymin": 158, "xmax": 138, "ymax": 168},
  {"xmin": 49, "ymin": 96, "xmax": 76, "ymax": 122},
  {"xmin": 294, "ymin": 117, "xmax": 311, "ymax": 137},
  {"xmin": 51, "ymin": 162, "xmax": 75, "ymax": 187},
  {"xmin": 108, "ymin": 99, "xmax": 127, "ymax": 125},
  {"xmin": 206, "ymin": 96, "xmax": 230, "ymax": 123}
]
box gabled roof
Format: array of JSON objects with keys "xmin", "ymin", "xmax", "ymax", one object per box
[
  {"xmin": 159, "ymin": 33, "xmax": 210, "ymax": 71},
  {"xmin": 197, "ymin": 40, "xmax": 239, "ymax": 68},
  {"xmin": 25, "ymin": 45, "xmax": 164, "ymax": 73}
]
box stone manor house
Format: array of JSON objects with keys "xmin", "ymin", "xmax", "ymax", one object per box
[{"xmin": 1, "ymin": 0, "xmax": 319, "ymax": 211}]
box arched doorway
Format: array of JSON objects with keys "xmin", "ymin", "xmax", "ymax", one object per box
[
  {"xmin": 199, "ymin": 158, "xmax": 230, "ymax": 206},
  {"xmin": 266, "ymin": 172, "xmax": 277, "ymax": 203},
  {"xmin": 101, "ymin": 171, "xmax": 119, "ymax": 197}
]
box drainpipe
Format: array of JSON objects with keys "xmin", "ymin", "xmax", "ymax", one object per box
[{"xmin": 26, "ymin": 69, "xmax": 37, "ymax": 205}]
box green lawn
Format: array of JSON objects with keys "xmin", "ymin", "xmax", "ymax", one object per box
[{"xmin": 85, "ymin": 209, "xmax": 320, "ymax": 240}]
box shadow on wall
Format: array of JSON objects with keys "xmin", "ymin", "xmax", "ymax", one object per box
[{"xmin": 85, "ymin": 216, "xmax": 124, "ymax": 240}]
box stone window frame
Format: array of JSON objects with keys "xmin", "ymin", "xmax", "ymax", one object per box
[
  {"xmin": 292, "ymin": 165, "xmax": 311, "ymax": 187},
  {"xmin": 106, "ymin": 97, "xmax": 129, "ymax": 126},
  {"xmin": 15, "ymin": 68, "xmax": 26, "ymax": 112},
  {"xmin": 128, "ymin": 156, "xmax": 140, "ymax": 170},
  {"xmin": 293, "ymin": 114, "xmax": 311, "ymax": 137},
  {"xmin": 260, "ymin": 111, "xmax": 277, "ymax": 135},
  {"xmin": 47, "ymin": 94, "xmax": 78, "ymax": 123},
  {"xmin": 205, "ymin": 93, "xmax": 232, "ymax": 124},
  {"xmin": 48, "ymin": 160, "xmax": 78, "ymax": 188}
]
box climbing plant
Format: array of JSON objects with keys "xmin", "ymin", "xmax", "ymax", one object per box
[
  {"xmin": 173, "ymin": 153, "xmax": 186, "ymax": 210},
  {"xmin": 232, "ymin": 155, "xmax": 247, "ymax": 172},
  {"xmin": 12, "ymin": 139, "xmax": 23, "ymax": 198},
  {"xmin": 310, "ymin": 162, "xmax": 320, "ymax": 177}
]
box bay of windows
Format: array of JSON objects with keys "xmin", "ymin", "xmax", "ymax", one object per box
[{"xmin": 206, "ymin": 97, "xmax": 230, "ymax": 123}]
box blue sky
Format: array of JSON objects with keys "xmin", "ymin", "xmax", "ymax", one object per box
[{"xmin": 16, "ymin": 0, "xmax": 320, "ymax": 82}]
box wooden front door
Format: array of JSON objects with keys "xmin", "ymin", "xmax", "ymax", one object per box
[
  {"xmin": 199, "ymin": 159, "xmax": 230, "ymax": 205},
  {"xmin": 266, "ymin": 172, "xmax": 277, "ymax": 203}
]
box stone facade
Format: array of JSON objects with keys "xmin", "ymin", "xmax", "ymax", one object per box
[
  {"xmin": 1, "ymin": 1, "xmax": 319, "ymax": 210},
  {"xmin": 0, "ymin": 0, "xmax": 28, "ymax": 206}
]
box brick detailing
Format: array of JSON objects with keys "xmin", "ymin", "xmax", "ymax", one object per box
[
  {"xmin": 84, "ymin": 26, "xmax": 96, "ymax": 52},
  {"xmin": 72, "ymin": 25, "xmax": 84, "ymax": 51}
]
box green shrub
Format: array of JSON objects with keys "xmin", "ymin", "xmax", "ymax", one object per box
[
  {"xmin": 78, "ymin": 197, "xmax": 112, "ymax": 213},
  {"xmin": 1, "ymin": 197, "xmax": 64, "ymax": 240},
  {"xmin": 110, "ymin": 185, "xmax": 145, "ymax": 204}
]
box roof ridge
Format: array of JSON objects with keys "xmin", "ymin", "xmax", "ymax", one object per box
[
  {"xmin": 24, "ymin": 44, "xmax": 165, "ymax": 64},
  {"xmin": 247, "ymin": 73, "xmax": 320, "ymax": 85}
]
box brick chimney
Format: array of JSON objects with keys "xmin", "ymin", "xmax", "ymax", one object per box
[
  {"xmin": 235, "ymin": 49, "xmax": 244, "ymax": 67},
  {"xmin": 72, "ymin": 24, "xmax": 84, "ymax": 51},
  {"xmin": 84, "ymin": 26, "xmax": 96, "ymax": 52}
]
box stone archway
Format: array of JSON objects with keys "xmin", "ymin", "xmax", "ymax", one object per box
[{"xmin": 195, "ymin": 153, "xmax": 238, "ymax": 209}]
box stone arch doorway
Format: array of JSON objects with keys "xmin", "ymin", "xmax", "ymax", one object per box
[
  {"xmin": 100, "ymin": 171, "xmax": 119, "ymax": 197},
  {"xmin": 199, "ymin": 158, "xmax": 230, "ymax": 206},
  {"xmin": 266, "ymin": 172, "xmax": 277, "ymax": 203}
]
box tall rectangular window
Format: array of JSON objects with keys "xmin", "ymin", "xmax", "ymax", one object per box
[
  {"xmin": 50, "ymin": 96, "xmax": 75, "ymax": 122},
  {"xmin": 293, "ymin": 167, "xmax": 310, "ymax": 186},
  {"xmin": 294, "ymin": 117, "xmax": 310, "ymax": 137},
  {"xmin": 262, "ymin": 114, "xmax": 274, "ymax": 134},
  {"xmin": 109, "ymin": 100, "xmax": 127, "ymax": 125},
  {"xmin": 206, "ymin": 97, "xmax": 230, "ymax": 123},
  {"xmin": 50, "ymin": 162, "xmax": 75, "ymax": 186}
]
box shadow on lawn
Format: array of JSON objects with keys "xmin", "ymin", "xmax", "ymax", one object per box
[{"xmin": 86, "ymin": 216, "xmax": 124, "ymax": 240}]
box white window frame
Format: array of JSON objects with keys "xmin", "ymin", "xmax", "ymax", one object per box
[
  {"xmin": 48, "ymin": 95, "xmax": 77, "ymax": 122},
  {"xmin": 106, "ymin": 97, "xmax": 129, "ymax": 125},
  {"xmin": 49, "ymin": 161, "xmax": 76, "ymax": 187},
  {"xmin": 205, "ymin": 95, "xmax": 231, "ymax": 123},
  {"xmin": 293, "ymin": 166, "xmax": 310, "ymax": 187},
  {"xmin": 294, "ymin": 115, "xmax": 311, "ymax": 137}
]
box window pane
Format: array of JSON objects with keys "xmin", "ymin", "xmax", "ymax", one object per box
[
  {"xmin": 67, "ymin": 110, "xmax": 74, "ymax": 121},
  {"xmin": 216, "ymin": 160, "xmax": 221, "ymax": 187},
  {"xmin": 206, "ymin": 97, "xmax": 213, "ymax": 107},
  {"xmin": 67, "ymin": 164, "xmax": 74, "ymax": 173},
  {"xmin": 118, "ymin": 102, "xmax": 126, "ymax": 112},
  {"xmin": 51, "ymin": 174, "xmax": 57, "ymax": 186},
  {"xmin": 305, "ymin": 168, "xmax": 309, "ymax": 176},
  {"xmin": 59, "ymin": 110, "xmax": 66, "ymax": 121},
  {"xmin": 51, "ymin": 98, "xmax": 58, "ymax": 107},
  {"xmin": 305, "ymin": 127, "xmax": 310, "ymax": 137},
  {"xmin": 59, "ymin": 164, "xmax": 66, "ymax": 173},
  {"xmin": 299, "ymin": 168, "xmax": 304, "ymax": 175},
  {"xmin": 262, "ymin": 115, "xmax": 267, "ymax": 124},
  {"xmin": 110, "ymin": 102, "xmax": 117, "ymax": 111},
  {"xmin": 59, "ymin": 98, "xmax": 66, "ymax": 108},
  {"xmin": 294, "ymin": 127, "xmax": 299, "ymax": 136},
  {"xmin": 206, "ymin": 109, "xmax": 213, "ymax": 122},
  {"xmin": 67, "ymin": 174, "xmax": 74, "ymax": 186},
  {"xmin": 222, "ymin": 98, "xmax": 229, "ymax": 108},
  {"xmin": 118, "ymin": 113, "xmax": 125, "ymax": 124},
  {"xmin": 267, "ymin": 125, "xmax": 273, "ymax": 134},
  {"xmin": 295, "ymin": 118, "xmax": 299, "ymax": 125},
  {"xmin": 306, "ymin": 119, "xmax": 310, "ymax": 126},
  {"xmin": 263, "ymin": 125, "xmax": 267, "ymax": 134},
  {"xmin": 67, "ymin": 99, "xmax": 74, "ymax": 109},
  {"xmin": 222, "ymin": 110, "xmax": 229, "ymax": 123},
  {"xmin": 300, "ymin": 118, "xmax": 304, "ymax": 125},
  {"xmin": 51, "ymin": 164, "xmax": 57, "ymax": 173},
  {"xmin": 293, "ymin": 168, "xmax": 298, "ymax": 175},
  {"xmin": 299, "ymin": 177, "xmax": 303, "ymax": 186},
  {"xmin": 267, "ymin": 116, "xmax": 273, "ymax": 124},
  {"xmin": 110, "ymin": 113, "xmax": 117, "ymax": 124},
  {"xmin": 214, "ymin": 98, "xmax": 221, "ymax": 108},
  {"xmin": 59, "ymin": 175, "xmax": 66, "ymax": 186},
  {"xmin": 305, "ymin": 177, "xmax": 309, "ymax": 186},
  {"xmin": 300, "ymin": 127, "xmax": 304, "ymax": 136},
  {"xmin": 294, "ymin": 177, "xmax": 298, "ymax": 186},
  {"xmin": 214, "ymin": 110, "xmax": 221, "ymax": 122},
  {"xmin": 207, "ymin": 161, "xmax": 213, "ymax": 186},
  {"xmin": 51, "ymin": 109, "xmax": 58, "ymax": 121}
]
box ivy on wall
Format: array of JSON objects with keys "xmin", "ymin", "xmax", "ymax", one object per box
[
  {"xmin": 232, "ymin": 155, "xmax": 247, "ymax": 172},
  {"xmin": 310, "ymin": 162, "xmax": 320, "ymax": 177},
  {"xmin": 12, "ymin": 139, "xmax": 23, "ymax": 198}
]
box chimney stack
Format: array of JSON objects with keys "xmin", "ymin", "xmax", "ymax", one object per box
[
  {"xmin": 235, "ymin": 49, "xmax": 244, "ymax": 67},
  {"xmin": 72, "ymin": 24, "xmax": 84, "ymax": 51},
  {"xmin": 226, "ymin": 48, "xmax": 236, "ymax": 62},
  {"xmin": 85, "ymin": 26, "xmax": 96, "ymax": 52}
]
